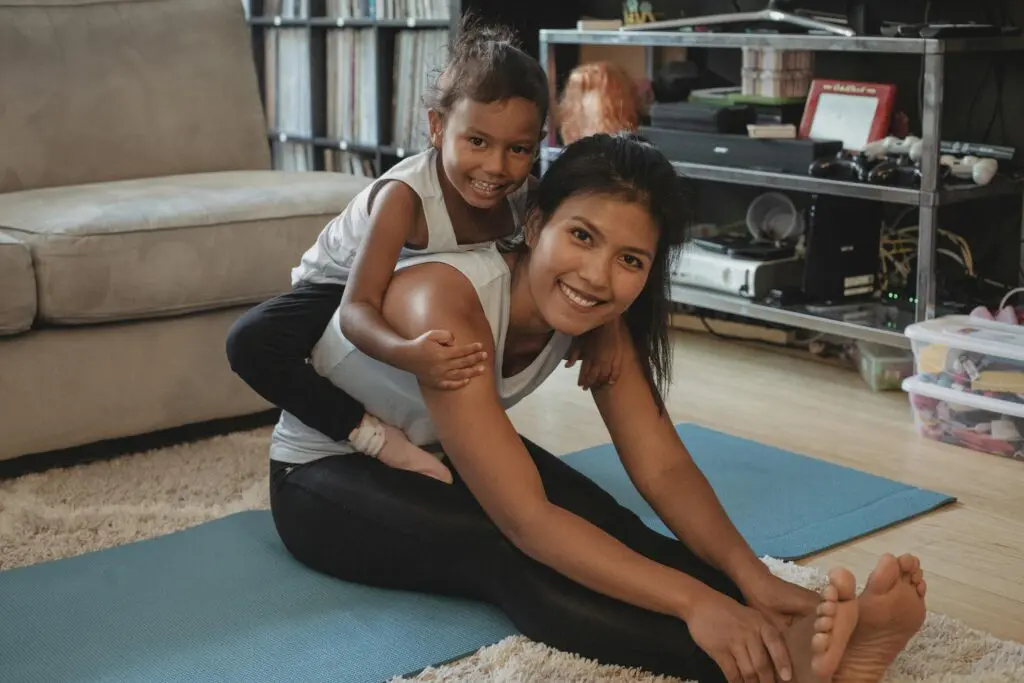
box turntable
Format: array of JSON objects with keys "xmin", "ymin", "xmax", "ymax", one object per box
[{"xmin": 670, "ymin": 192, "xmax": 805, "ymax": 299}]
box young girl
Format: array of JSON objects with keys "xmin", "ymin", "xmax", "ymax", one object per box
[{"xmin": 226, "ymin": 17, "xmax": 622, "ymax": 483}]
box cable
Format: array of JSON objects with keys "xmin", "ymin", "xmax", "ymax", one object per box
[{"xmin": 999, "ymin": 287, "xmax": 1024, "ymax": 311}]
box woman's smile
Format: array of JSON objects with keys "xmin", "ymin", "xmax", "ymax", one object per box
[{"xmin": 557, "ymin": 280, "xmax": 605, "ymax": 310}]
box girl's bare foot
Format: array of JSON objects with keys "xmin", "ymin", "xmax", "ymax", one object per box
[
  {"xmin": 831, "ymin": 553, "xmax": 927, "ymax": 683},
  {"xmin": 809, "ymin": 567, "xmax": 859, "ymax": 681},
  {"xmin": 378, "ymin": 423, "xmax": 453, "ymax": 483}
]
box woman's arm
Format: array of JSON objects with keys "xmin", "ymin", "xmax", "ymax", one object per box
[
  {"xmin": 590, "ymin": 340, "xmax": 771, "ymax": 590},
  {"xmin": 379, "ymin": 264, "xmax": 715, "ymax": 622}
]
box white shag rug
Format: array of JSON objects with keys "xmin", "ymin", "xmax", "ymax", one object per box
[
  {"xmin": 1, "ymin": 428, "xmax": 1022, "ymax": 682},
  {"xmin": 394, "ymin": 559, "xmax": 1024, "ymax": 683}
]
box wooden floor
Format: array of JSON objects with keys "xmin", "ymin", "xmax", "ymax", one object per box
[{"xmin": 507, "ymin": 329, "xmax": 1024, "ymax": 645}]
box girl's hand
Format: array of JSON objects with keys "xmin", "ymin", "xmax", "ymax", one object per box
[
  {"xmin": 399, "ymin": 329, "xmax": 488, "ymax": 390},
  {"xmin": 686, "ymin": 588, "xmax": 793, "ymax": 683},
  {"xmin": 565, "ymin": 319, "xmax": 626, "ymax": 390}
]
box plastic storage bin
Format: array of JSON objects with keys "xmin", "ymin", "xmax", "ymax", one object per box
[
  {"xmin": 855, "ymin": 341, "xmax": 915, "ymax": 391},
  {"xmin": 903, "ymin": 376, "xmax": 1024, "ymax": 460},
  {"xmin": 904, "ymin": 315, "xmax": 1024, "ymax": 407}
]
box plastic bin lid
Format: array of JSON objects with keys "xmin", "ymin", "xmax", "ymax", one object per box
[
  {"xmin": 904, "ymin": 315, "xmax": 1024, "ymax": 363},
  {"xmin": 902, "ymin": 375, "xmax": 1024, "ymax": 419}
]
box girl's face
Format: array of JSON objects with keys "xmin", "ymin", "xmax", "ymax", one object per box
[
  {"xmin": 524, "ymin": 193, "xmax": 659, "ymax": 337},
  {"xmin": 429, "ymin": 97, "xmax": 541, "ymax": 210}
]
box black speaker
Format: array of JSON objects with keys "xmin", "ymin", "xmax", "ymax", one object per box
[{"xmin": 802, "ymin": 195, "xmax": 883, "ymax": 304}]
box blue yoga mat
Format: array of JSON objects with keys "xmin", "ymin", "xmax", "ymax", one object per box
[
  {"xmin": 0, "ymin": 423, "xmax": 954, "ymax": 683},
  {"xmin": 562, "ymin": 423, "xmax": 955, "ymax": 560}
]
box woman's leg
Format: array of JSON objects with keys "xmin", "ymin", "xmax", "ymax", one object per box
[
  {"xmin": 269, "ymin": 439, "xmax": 739, "ymax": 682},
  {"xmin": 518, "ymin": 436, "xmax": 746, "ymax": 602},
  {"xmin": 226, "ymin": 282, "xmax": 365, "ymax": 440}
]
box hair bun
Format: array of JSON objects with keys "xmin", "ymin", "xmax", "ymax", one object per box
[{"xmin": 455, "ymin": 9, "xmax": 520, "ymax": 52}]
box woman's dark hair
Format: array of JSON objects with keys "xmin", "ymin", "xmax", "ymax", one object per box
[
  {"xmin": 424, "ymin": 13, "xmax": 549, "ymax": 132},
  {"xmin": 531, "ymin": 133, "xmax": 688, "ymax": 404}
]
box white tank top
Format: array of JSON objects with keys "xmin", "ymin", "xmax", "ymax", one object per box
[
  {"xmin": 292, "ymin": 147, "xmax": 531, "ymax": 286},
  {"xmin": 270, "ymin": 246, "xmax": 574, "ymax": 464}
]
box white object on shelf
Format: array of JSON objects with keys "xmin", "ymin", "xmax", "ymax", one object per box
[{"xmin": 902, "ymin": 375, "xmax": 1024, "ymax": 461}]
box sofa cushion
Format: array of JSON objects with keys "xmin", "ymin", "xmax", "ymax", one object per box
[
  {"xmin": 0, "ymin": 0, "xmax": 270, "ymax": 193},
  {"xmin": 0, "ymin": 231, "xmax": 36, "ymax": 335},
  {"xmin": 0, "ymin": 170, "xmax": 373, "ymax": 324}
]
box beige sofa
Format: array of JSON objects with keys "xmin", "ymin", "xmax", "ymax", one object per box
[{"xmin": 0, "ymin": 0, "xmax": 371, "ymax": 463}]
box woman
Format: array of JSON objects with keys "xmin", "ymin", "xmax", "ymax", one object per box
[{"xmin": 267, "ymin": 134, "xmax": 927, "ymax": 683}]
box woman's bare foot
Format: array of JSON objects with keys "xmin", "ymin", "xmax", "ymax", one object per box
[
  {"xmin": 830, "ymin": 553, "xmax": 927, "ymax": 683},
  {"xmin": 378, "ymin": 423, "xmax": 453, "ymax": 483},
  {"xmin": 809, "ymin": 567, "xmax": 859, "ymax": 681}
]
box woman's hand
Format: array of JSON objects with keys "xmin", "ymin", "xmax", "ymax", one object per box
[
  {"xmin": 741, "ymin": 572, "xmax": 821, "ymax": 632},
  {"xmin": 686, "ymin": 588, "xmax": 793, "ymax": 683},
  {"xmin": 564, "ymin": 318, "xmax": 626, "ymax": 390}
]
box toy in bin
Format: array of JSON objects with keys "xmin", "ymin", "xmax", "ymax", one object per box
[
  {"xmin": 904, "ymin": 312, "xmax": 1024, "ymax": 406},
  {"xmin": 904, "ymin": 376, "xmax": 1024, "ymax": 461}
]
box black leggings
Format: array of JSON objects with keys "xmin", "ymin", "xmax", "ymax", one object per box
[
  {"xmin": 270, "ymin": 438, "xmax": 743, "ymax": 682},
  {"xmin": 225, "ymin": 282, "xmax": 360, "ymax": 441}
]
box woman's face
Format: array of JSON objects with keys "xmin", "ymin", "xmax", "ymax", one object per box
[{"xmin": 526, "ymin": 193, "xmax": 659, "ymax": 337}]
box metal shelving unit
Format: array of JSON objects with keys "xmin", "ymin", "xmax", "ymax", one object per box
[{"xmin": 539, "ymin": 28, "xmax": 1024, "ymax": 349}]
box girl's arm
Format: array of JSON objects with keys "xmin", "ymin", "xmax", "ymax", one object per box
[
  {"xmin": 338, "ymin": 180, "xmax": 423, "ymax": 364},
  {"xmin": 590, "ymin": 343, "xmax": 771, "ymax": 591},
  {"xmin": 339, "ymin": 181, "xmax": 487, "ymax": 389},
  {"xmin": 379, "ymin": 263, "xmax": 712, "ymax": 621}
]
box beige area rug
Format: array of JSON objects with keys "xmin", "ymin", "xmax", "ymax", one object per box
[{"xmin": 2, "ymin": 427, "xmax": 1023, "ymax": 682}]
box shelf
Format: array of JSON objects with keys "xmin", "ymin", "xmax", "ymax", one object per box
[
  {"xmin": 541, "ymin": 146, "xmax": 920, "ymax": 204},
  {"xmin": 670, "ymin": 161, "xmax": 921, "ymax": 204},
  {"xmin": 248, "ymin": 16, "xmax": 451, "ymax": 29},
  {"xmin": 312, "ymin": 137, "xmax": 380, "ymax": 155},
  {"xmin": 541, "ymin": 146, "xmax": 1023, "ymax": 206},
  {"xmin": 379, "ymin": 144, "xmax": 423, "ymax": 158},
  {"xmin": 267, "ymin": 134, "xmax": 429, "ymax": 159},
  {"xmin": 670, "ymin": 283, "xmax": 913, "ymax": 348},
  {"xmin": 934, "ymin": 176, "xmax": 1024, "ymax": 205},
  {"xmin": 539, "ymin": 29, "xmax": 1024, "ymax": 54}
]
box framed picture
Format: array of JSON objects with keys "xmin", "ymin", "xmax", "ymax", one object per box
[{"xmin": 798, "ymin": 79, "xmax": 897, "ymax": 151}]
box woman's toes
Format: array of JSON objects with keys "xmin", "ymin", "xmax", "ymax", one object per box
[
  {"xmin": 815, "ymin": 616, "xmax": 834, "ymax": 632},
  {"xmin": 818, "ymin": 600, "xmax": 837, "ymax": 617},
  {"xmin": 811, "ymin": 632, "xmax": 831, "ymax": 654},
  {"xmin": 897, "ymin": 553, "xmax": 920, "ymax": 575}
]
